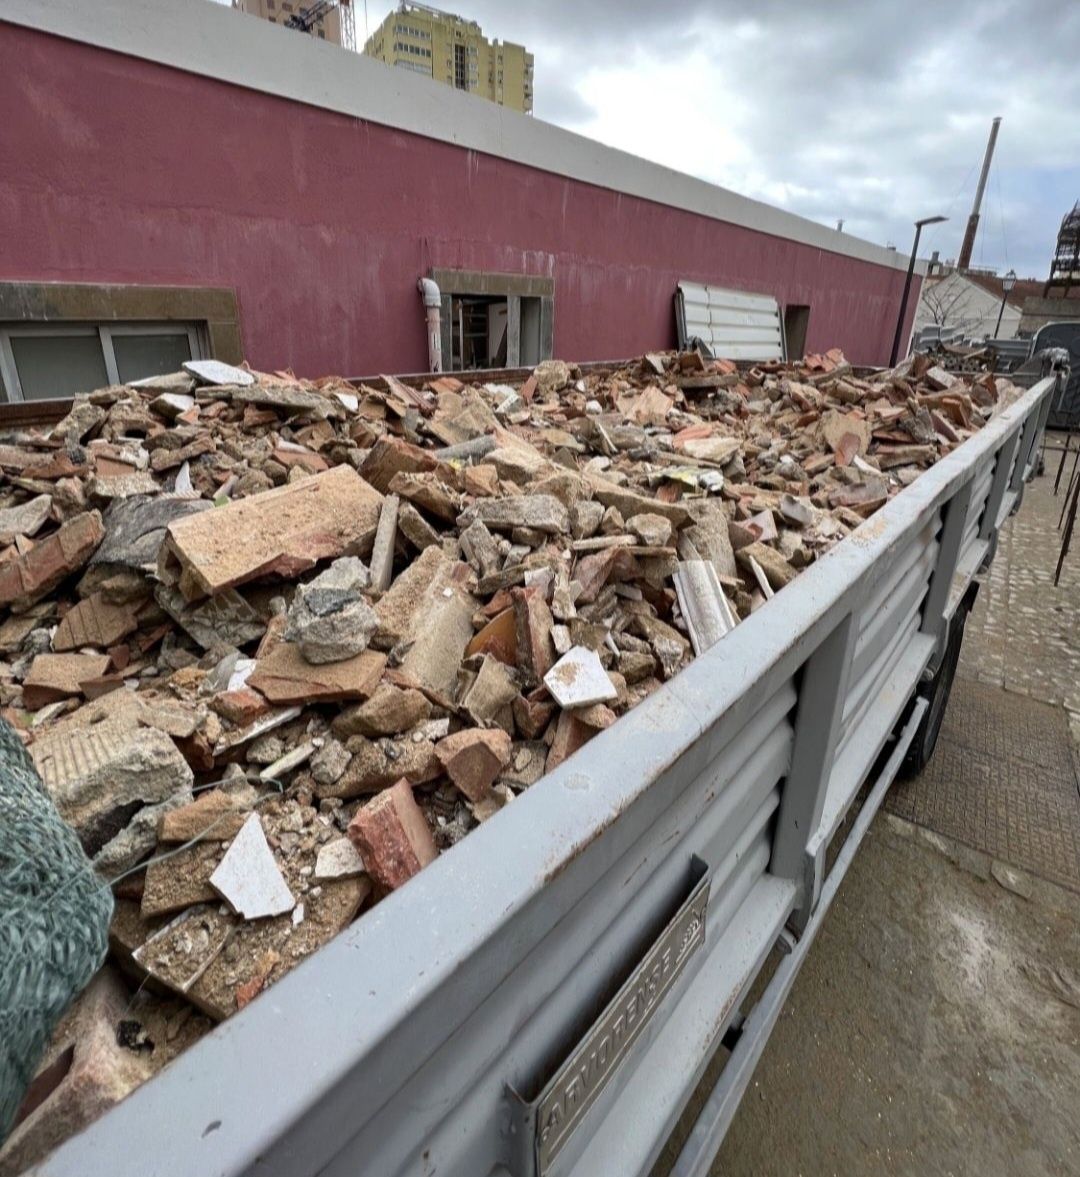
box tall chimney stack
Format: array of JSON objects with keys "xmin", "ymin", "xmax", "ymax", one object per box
[{"xmin": 958, "ymin": 117, "xmax": 1002, "ymax": 271}]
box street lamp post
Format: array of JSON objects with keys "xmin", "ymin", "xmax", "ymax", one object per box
[
  {"xmin": 994, "ymin": 268, "xmax": 1017, "ymax": 339},
  {"xmin": 889, "ymin": 215, "xmax": 948, "ymax": 367}
]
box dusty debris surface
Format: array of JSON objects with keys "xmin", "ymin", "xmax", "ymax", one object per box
[{"xmin": 0, "ymin": 349, "xmax": 1015, "ymax": 1167}]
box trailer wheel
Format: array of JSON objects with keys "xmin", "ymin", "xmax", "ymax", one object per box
[{"xmin": 900, "ymin": 606, "xmax": 968, "ymax": 778}]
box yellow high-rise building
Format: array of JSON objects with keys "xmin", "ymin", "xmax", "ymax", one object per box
[{"xmin": 364, "ymin": 3, "xmax": 533, "ymax": 113}]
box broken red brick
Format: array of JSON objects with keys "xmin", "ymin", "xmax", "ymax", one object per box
[
  {"xmin": 546, "ymin": 709, "xmax": 597, "ymax": 772},
  {"xmin": 22, "ymin": 652, "xmax": 111, "ymax": 709},
  {"xmin": 248, "ymin": 643, "xmax": 386, "ymax": 705},
  {"xmin": 0, "ymin": 510, "xmax": 104, "ymax": 611},
  {"xmin": 53, "ymin": 593, "xmax": 138, "ymax": 652},
  {"xmin": 235, "ymin": 949, "xmax": 282, "ymax": 1011},
  {"xmin": 513, "ymin": 689, "xmax": 556, "ymax": 739},
  {"xmin": 428, "ymin": 375, "xmax": 465, "ymax": 396},
  {"xmin": 158, "ymin": 466, "xmax": 382, "ymax": 600},
  {"xmin": 347, "ymin": 778, "xmax": 437, "ymax": 890},
  {"xmin": 0, "ymin": 969, "xmax": 151, "ymax": 1175},
  {"xmin": 463, "ymin": 464, "xmax": 500, "ymax": 497},
  {"xmin": 210, "ymin": 686, "xmax": 272, "ymax": 726},
  {"xmin": 358, "ymin": 436, "xmax": 439, "ymax": 494},
  {"xmin": 435, "ymin": 728, "xmax": 512, "ymax": 801},
  {"xmin": 272, "ymin": 446, "xmax": 329, "ymax": 473},
  {"xmin": 512, "ymin": 586, "xmax": 555, "ymax": 687}
]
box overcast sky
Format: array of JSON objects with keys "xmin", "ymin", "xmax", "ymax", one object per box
[{"xmin": 352, "ymin": 0, "xmax": 1080, "ymax": 277}]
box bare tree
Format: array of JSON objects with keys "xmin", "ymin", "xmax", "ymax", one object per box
[{"xmin": 920, "ymin": 279, "xmax": 974, "ymax": 328}]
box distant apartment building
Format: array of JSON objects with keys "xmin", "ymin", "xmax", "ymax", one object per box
[
  {"xmin": 364, "ymin": 2, "xmax": 533, "ymax": 113},
  {"xmin": 232, "ymin": 0, "xmax": 351, "ymax": 48}
]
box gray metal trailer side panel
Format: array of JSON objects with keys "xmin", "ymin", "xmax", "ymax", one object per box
[{"xmin": 36, "ymin": 376, "xmax": 1057, "ymax": 1177}]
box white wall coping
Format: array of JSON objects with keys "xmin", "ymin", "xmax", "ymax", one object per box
[{"xmin": 2, "ymin": 0, "xmax": 920, "ymax": 274}]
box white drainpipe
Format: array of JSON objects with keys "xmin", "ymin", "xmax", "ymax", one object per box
[{"xmin": 417, "ymin": 277, "xmax": 443, "ymax": 373}]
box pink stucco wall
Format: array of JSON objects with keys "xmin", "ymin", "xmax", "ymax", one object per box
[{"xmin": 0, "ymin": 24, "xmax": 920, "ymax": 375}]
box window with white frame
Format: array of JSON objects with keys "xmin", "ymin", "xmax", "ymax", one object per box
[{"xmin": 0, "ymin": 322, "xmax": 205, "ymax": 402}]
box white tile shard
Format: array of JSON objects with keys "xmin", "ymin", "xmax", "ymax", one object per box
[
  {"xmin": 210, "ymin": 813, "xmax": 295, "ymax": 919},
  {"xmin": 183, "ymin": 359, "xmax": 255, "ymax": 387},
  {"xmin": 543, "ymin": 645, "xmax": 618, "ymax": 709},
  {"xmin": 673, "ymin": 560, "xmax": 738, "ymax": 656}
]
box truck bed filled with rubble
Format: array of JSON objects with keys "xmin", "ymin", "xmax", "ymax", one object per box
[{"xmin": 0, "ymin": 348, "xmax": 1016, "ymax": 1169}]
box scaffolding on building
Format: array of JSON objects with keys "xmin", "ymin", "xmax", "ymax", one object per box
[
  {"xmin": 339, "ymin": 0, "xmax": 356, "ymax": 52},
  {"xmin": 1044, "ymin": 202, "xmax": 1080, "ymax": 299}
]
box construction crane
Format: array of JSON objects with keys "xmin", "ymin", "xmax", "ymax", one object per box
[{"xmin": 285, "ymin": 0, "xmax": 356, "ymax": 50}]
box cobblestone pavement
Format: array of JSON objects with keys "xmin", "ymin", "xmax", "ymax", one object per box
[
  {"xmin": 887, "ymin": 463, "xmax": 1080, "ymax": 890},
  {"xmin": 957, "ymin": 450, "xmax": 1080, "ymax": 728}
]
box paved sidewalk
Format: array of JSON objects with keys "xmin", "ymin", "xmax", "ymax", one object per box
[
  {"xmin": 957, "ymin": 453, "xmax": 1080, "ymax": 727},
  {"xmin": 887, "ymin": 469, "xmax": 1080, "ymax": 890},
  {"xmin": 710, "ymin": 461, "xmax": 1080, "ymax": 1176}
]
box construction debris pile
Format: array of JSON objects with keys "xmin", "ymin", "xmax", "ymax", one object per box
[
  {"xmin": 921, "ymin": 338, "xmax": 1019, "ymax": 375},
  {"xmin": 0, "ymin": 350, "xmax": 1012, "ymax": 1165}
]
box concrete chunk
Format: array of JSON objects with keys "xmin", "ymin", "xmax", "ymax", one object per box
[
  {"xmin": 31, "ymin": 721, "xmax": 193, "ymax": 864},
  {"xmin": 736, "ymin": 542, "xmax": 796, "ymax": 589},
  {"xmin": 399, "ymin": 583, "xmax": 476, "ymax": 697},
  {"xmin": 332, "ymin": 683, "xmax": 431, "ymax": 738},
  {"xmin": 0, "ymin": 493, "xmax": 52, "ymax": 545},
  {"xmin": 158, "ymin": 786, "xmax": 256, "ymax": 843},
  {"xmin": 326, "ymin": 734, "xmax": 440, "ymax": 799},
  {"xmin": 89, "ymin": 495, "xmax": 209, "ymax": 572},
  {"xmin": 315, "ymin": 837, "xmax": 366, "ymax": 880},
  {"xmin": 160, "ymin": 585, "xmax": 265, "ymax": 655},
  {"xmin": 588, "ymin": 476, "xmax": 690, "ymax": 527},
  {"xmin": 184, "ymin": 359, "xmax": 254, "ymax": 386},
  {"xmin": 373, "ymin": 545, "xmax": 448, "ymax": 648},
  {"xmin": 461, "ymin": 654, "xmax": 518, "ymax": 724},
  {"xmin": 310, "ymin": 737, "xmax": 351, "ymax": 785},
  {"xmin": 284, "ymin": 557, "xmax": 377, "ymax": 663},
  {"xmin": 461, "ymin": 494, "xmax": 569, "ymax": 535},
  {"xmin": 626, "ymin": 513, "xmax": 673, "ymax": 548},
  {"xmin": 368, "ymin": 494, "xmax": 400, "ymax": 592}
]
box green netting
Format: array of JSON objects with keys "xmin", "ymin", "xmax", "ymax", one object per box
[{"xmin": 0, "ymin": 717, "xmax": 113, "ymax": 1142}]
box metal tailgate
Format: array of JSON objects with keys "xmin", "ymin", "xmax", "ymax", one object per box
[{"xmin": 34, "ymin": 377, "xmax": 1058, "ymax": 1177}]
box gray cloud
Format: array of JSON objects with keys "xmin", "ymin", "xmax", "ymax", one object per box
[{"xmin": 370, "ymin": 0, "xmax": 1080, "ymax": 276}]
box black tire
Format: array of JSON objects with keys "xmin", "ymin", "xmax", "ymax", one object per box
[{"xmin": 900, "ymin": 606, "xmax": 967, "ymax": 778}]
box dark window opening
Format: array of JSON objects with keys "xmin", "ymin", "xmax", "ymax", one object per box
[
  {"xmin": 432, "ymin": 270, "xmax": 554, "ymax": 374},
  {"xmin": 450, "ymin": 296, "xmax": 507, "ymax": 370},
  {"xmin": 454, "ymin": 43, "xmax": 469, "ymax": 90},
  {"xmin": 784, "ymin": 304, "xmax": 811, "ymax": 360},
  {"xmin": 1, "ymin": 323, "xmax": 200, "ymax": 402}
]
